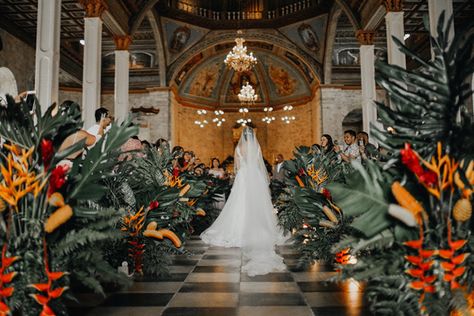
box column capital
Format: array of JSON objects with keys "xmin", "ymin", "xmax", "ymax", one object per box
[
  {"xmin": 382, "ymin": 0, "xmax": 403, "ymax": 12},
  {"xmin": 114, "ymin": 35, "xmax": 132, "ymax": 50},
  {"xmin": 79, "ymin": 0, "xmax": 108, "ymax": 18},
  {"xmin": 355, "ymin": 30, "xmax": 375, "ymax": 45}
]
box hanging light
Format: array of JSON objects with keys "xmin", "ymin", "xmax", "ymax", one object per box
[
  {"xmin": 224, "ymin": 30, "xmax": 257, "ymax": 72},
  {"xmin": 194, "ymin": 119, "xmax": 208, "ymax": 128},
  {"xmin": 197, "ymin": 109, "xmax": 207, "ymax": 115},
  {"xmin": 281, "ymin": 116, "xmax": 296, "ymax": 124},
  {"xmin": 283, "ymin": 105, "xmax": 293, "ymax": 111},
  {"xmin": 262, "ymin": 107, "xmax": 275, "ymax": 124},
  {"xmin": 213, "ymin": 110, "xmax": 225, "ymax": 127},
  {"xmin": 237, "ymin": 118, "xmax": 252, "ymax": 126},
  {"xmin": 238, "ymin": 82, "xmax": 258, "ymax": 103}
]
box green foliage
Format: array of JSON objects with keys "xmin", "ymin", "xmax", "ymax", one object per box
[{"xmin": 371, "ymin": 14, "xmax": 474, "ymax": 160}]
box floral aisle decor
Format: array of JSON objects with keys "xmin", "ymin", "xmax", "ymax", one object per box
[
  {"xmin": 104, "ymin": 144, "xmax": 226, "ymax": 277},
  {"xmin": 275, "ymin": 146, "xmax": 352, "ymax": 267},
  {"xmin": 329, "ymin": 15, "xmax": 474, "ymax": 315},
  {"xmin": 0, "ymin": 96, "xmax": 137, "ymax": 315}
]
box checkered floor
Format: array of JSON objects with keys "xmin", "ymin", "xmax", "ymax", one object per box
[{"xmin": 69, "ymin": 236, "xmax": 371, "ymax": 316}]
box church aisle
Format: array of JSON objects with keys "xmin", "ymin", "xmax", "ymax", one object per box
[{"xmin": 70, "ymin": 236, "xmax": 370, "ymax": 316}]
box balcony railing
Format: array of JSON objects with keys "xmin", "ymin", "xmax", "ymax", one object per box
[{"xmin": 167, "ymin": 0, "xmax": 318, "ymax": 21}]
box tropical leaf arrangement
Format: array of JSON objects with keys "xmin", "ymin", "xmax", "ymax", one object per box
[
  {"xmin": 275, "ymin": 146, "xmax": 352, "ymax": 267},
  {"xmin": 0, "ymin": 96, "xmax": 137, "ymax": 316},
  {"xmin": 329, "ymin": 15, "xmax": 474, "ymax": 315},
  {"xmin": 104, "ymin": 145, "xmax": 231, "ymax": 277}
]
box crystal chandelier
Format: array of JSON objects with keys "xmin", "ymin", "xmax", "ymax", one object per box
[
  {"xmin": 238, "ymin": 82, "xmax": 258, "ymax": 103},
  {"xmin": 224, "ymin": 31, "xmax": 257, "ymax": 72}
]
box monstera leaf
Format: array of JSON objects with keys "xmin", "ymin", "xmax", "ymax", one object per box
[
  {"xmin": 371, "ymin": 14, "xmax": 474, "ymax": 160},
  {"xmin": 327, "ymin": 161, "xmax": 391, "ymax": 237}
]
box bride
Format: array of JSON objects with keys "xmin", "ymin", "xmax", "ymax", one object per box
[{"xmin": 201, "ymin": 127, "xmax": 286, "ymax": 276}]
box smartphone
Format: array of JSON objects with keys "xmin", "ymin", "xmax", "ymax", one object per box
[{"xmin": 358, "ymin": 140, "xmax": 364, "ymax": 146}]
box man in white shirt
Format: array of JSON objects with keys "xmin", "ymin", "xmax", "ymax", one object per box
[
  {"xmin": 87, "ymin": 107, "xmax": 111, "ymax": 144},
  {"xmin": 272, "ymin": 154, "xmax": 285, "ymax": 181},
  {"xmin": 334, "ymin": 130, "xmax": 361, "ymax": 163}
]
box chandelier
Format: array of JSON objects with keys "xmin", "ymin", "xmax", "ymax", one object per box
[
  {"xmin": 238, "ymin": 82, "xmax": 258, "ymax": 103},
  {"xmin": 224, "ymin": 31, "xmax": 257, "ymax": 72},
  {"xmin": 262, "ymin": 107, "xmax": 275, "ymax": 124}
]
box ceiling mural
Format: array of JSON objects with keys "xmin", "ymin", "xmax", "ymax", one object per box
[
  {"xmin": 180, "ymin": 54, "xmax": 227, "ymax": 103},
  {"xmin": 176, "ymin": 50, "xmax": 312, "ymax": 109},
  {"xmin": 278, "ymin": 14, "xmax": 328, "ymax": 62},
  {"xmin": 161, "ymin": 17, "xmax": 209, "ymax": 65}
]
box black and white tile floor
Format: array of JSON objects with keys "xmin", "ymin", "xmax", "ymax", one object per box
[{"xmin": 70, "ymin": 236, "xmax": 371, "ymax": 316}]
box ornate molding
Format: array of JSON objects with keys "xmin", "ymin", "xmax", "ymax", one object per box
[
  {"xmin": 79, "ymin": 0, "xmax": 108, "ymax": 18},
  {"xmin": 382, "ymin": 0, "xmax": 403, "ymax": 12},
  {"xmin": 355, "ymin": 30, "xmax": 375, "ymax": 45},
  {"xmin": 131, "ymin": 106, "xmax": 160, "ymax": 115},
  {"xmin": 114, "ymin": 35, "xmax": 132, "ymax": 50}
]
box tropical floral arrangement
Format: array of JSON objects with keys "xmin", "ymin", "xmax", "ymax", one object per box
[
  {"xmin": 0, "ymin": 97, "xmax": 137, "ymax": 315},
  {"xmin": 275, "ymin": 146, "xmax": 352, "ymax": 267},
  {"xmin": 329, "ymin": 15, "xmax": 474, "ymax": 315},
  {"xmin": 104, "ymin": 145, "xmax": 230, "ymax": 277}
]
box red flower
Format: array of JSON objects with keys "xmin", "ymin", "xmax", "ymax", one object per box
[
  {"xmin": 41, "ymin": 139, "xmax": 54, "ymax": 169},
  {"xmin": 149, "ymin": 200, "xmax": 159, "ymax": 210},
  {"xmin": 418, "ymin": 171, "xmax": 437, "ymax": 186},
  {"xmin": 400, "ymin": 143, "xmax": 437, "ymax": 186},
  {"xmin": 48, "ymin": 165, "xmax": 69, "ymax": 196},
  {"xmin": 321, "ymin": 188, "xmax": 332, "ymax": 200}
]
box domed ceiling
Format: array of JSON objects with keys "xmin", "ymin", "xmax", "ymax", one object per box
[{"xmin": 176, "ymin": 50, "xmax": 315, "ymax": 110}]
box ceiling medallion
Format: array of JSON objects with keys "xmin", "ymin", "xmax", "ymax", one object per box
[{"xmin": 224, "ymin": 30, "xmax": 257, "ymax": 72}]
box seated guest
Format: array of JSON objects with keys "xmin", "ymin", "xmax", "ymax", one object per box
[
  {"xmin": 209, "ymin": 158, "xmax": 225, "ymax": 179},
  {"xmin": 141, "ymin": 140, "xmax": 151, "ymax": 151},
  {"xmin": 194, "ymin": 163, "xmax": 206, "ymax": 176},
  {"xmin": 57, "ymin": 101, "xmax": 96, "ymax": 160},
  {"xmin": 179, "ymin": 151, "xmax": 195, "ymax": 173},
  {"xmin": 321, "ymin": 134, "xmax": 334, "ymax": 154},
  {"xmin": 311, "ymin": 144, "xmax": 322, "ymax": 154},
  {"xmin": 155, "ymin": 138, "xmax": 168, "ymax": 149},
  {"xmin": 334, "ymin": 130, "xmax": 361, "ymax": 163},
  {"xmin": 87, "ymin": 107, "xmax": 112, "ymax": 143},
  {"xmin": 120, "ymin": 135, "xmax": 142, "ymax": 161},
  {"xmin": 357, "ymin": 131, "xmax": 378, "ymax": 161}
]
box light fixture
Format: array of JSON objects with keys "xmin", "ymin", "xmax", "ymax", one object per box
[
  {"xmin": 238, "ymin": 82, "xmax": 258, "ymax": 103},
  {"xmin": 212, "ymin": 110, "xmax": 225, "ymax": 127},
  {"xmin": 197, "ymin": 109, "xmax": 207, "ymax": 115},
  {"xmin": 262, "ymin": 116, "xmax": 275, "ymax": 124},
  {"xmin": 79, "ymin": 39, "xmax": 85, "ymax": 45},
  {"xmin": 404, "ymin": 33, "xmax": 410, "ymax": 40},
  {"xmin": 281, "ymin": 116, "xmax": 296, "ymax": 124},
  {"xmin": 283, "ymin": 105, "xmax": 293, "ymax": 111},
  {"xmin": 224, "ymin": 30, "xmax": 257, "ymax": 72},
  {"xmin": 237, "ymin": 118, "xmax": 252, "ymax": 126},
  {"xmin": 194, "ymin": 119, "xmax": 208, "ymax": 128},
  {"xmin": 239, "ymin": 107, "xmax": 249, "ymax": 113}
]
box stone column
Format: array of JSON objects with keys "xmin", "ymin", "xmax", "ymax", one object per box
[
  {"xmin": 383, "ymin": 0, "xmax": 406, "ymax": 69},
  {"xmin": 80, "ymin": 0, "xmax": 107, "ymax": 129},
  {"xmin": 428, "ymin": 0, "xmax": 454, "ymax": 45},
  {"xmin": 34, "ymin": 0, "xmax": 61, "ymax": 112},
  {"xmin": 356, "ymin": 30, "xmax": 378, "ymax": 136},
  {"xmin": 114, "ymin": 36, "xmax": 131, "ymax": 124}
]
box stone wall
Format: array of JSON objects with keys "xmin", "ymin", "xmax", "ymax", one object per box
[
  {"xmin": 171, "ymin": 90, "xmax": 321, "ymax": 165},
  {"xmin": 58, "ymin": 88, "xmax": 82, "ymax": 106},
  {"xmin": 0, "ymin": 28, "xmax": 35, "ymax": 93},
  {"xmin": 320, "ymin": 86, "xmax": 385, "ymax": 144}
]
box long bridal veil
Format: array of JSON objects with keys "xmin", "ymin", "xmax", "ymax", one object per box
[{"xmin": 201, "ymin": 127, "xmax": 286, "ymax": 276}]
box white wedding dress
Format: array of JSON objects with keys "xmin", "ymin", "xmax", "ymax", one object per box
[{"xmin": 201, "ymin": 127, "xmax": 286, "ymax": 276}]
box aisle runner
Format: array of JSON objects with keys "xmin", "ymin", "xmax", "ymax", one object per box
[{"xmin": 71, "ymin": 236, "xmax": 370, "ymax": 316}]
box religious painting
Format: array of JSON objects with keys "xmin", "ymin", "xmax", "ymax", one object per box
[
  {"xmin": 188, "ymin": 62, "xmax": 221, "ymax": 97},
  {"xmin": 130, "ymin": 52, "xmax": 154, "ymax": 69},
  {"xmin": 268, "ymin": 64, "xmax": 297, "ymax": 96},
  {"xmin": 284, "ymin": 51, "xmax": 315, "ymax": 83},
  {"xmin": 169, "ymin": 26, "xmax": 191, "ymax": 53},
  {"xmin": 175, "ymin": 53, "xmax": 203, "ymax": 85},
  {"xmin": 297, "ymin": 23, "xmax": 320, "ymax": 53}
]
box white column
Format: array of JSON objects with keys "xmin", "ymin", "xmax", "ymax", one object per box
[
  {"xmin": 34, "ymin": 0, "xmax": 61, "ymax": 112},
  {"xmin": 360, "ymin": 45, "xmax": 378, "ymax": 136},
  {"xmin": 385, "ymin": 11, "xmax": 406, "ymax": 69},
  {"xmin": 82, "ymin": 16, "xmax": 102, "ymax": 129},
  {"xmin": 114, "ymin": 36, "xmax": 131, "ymax": 124},
  {"xmin": 428, "ymin": 0, "xmax": 454, "ymax": 43}
]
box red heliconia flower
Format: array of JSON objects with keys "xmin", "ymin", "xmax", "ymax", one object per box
[
  {"xmin": 0, "ymin": 245, "xmax": 18, "ymax": 316},
  {"xmin": 47, "ymin": 165, "xmax": 69, "ymax": 196},
  {"xmin": 149, "ymin": 200, "xmax": 159, "ymax": 210},
  {"xmin": 321, "ymin": 188, "xmax": 332, "ymax": 200},
  {"xmin": 298, "ymin": 168, "xmax": 306, "ymax": 177},
  {"xmin": 400, "ymin": 143, "xmax": 423, "ymax": 174},
  {"xmin": 418, "ymin": 171, "xmax": 438, "ymax": 187},
  {"xmin": 41, "ymin": 139, "xmax": 54, "ymax": 169}
]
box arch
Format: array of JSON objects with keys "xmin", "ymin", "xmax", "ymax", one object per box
[
  {"xmin": 333, "ymin": 0, "xmax": 362, "ymax": 30},
  {"xmin": 323, "ymin": 4, "xmax": 343, "ymax": 84},
  {"xmin": 342, "ymin": 108, "xmax": 363, "ymax": 133},
  {"xmin": 0, "ymin": 67, "xmax": 18, "ymax": 105},
  {"xmin": 129, "ymin": 0, "xmax": 160, "ymax": 35},
  {"xmin": 168, "ymin": 31, "xmax": 322, "ymax": 85}
]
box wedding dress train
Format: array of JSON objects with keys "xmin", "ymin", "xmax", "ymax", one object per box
[{"xmin": 201, "ymin": 127, "xmax": 286, "ymax": 276}]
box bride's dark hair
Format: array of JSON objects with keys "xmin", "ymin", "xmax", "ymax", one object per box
[{"xmin": 243, "ymin": 127, "xmax": 254, "ymax": 141}]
